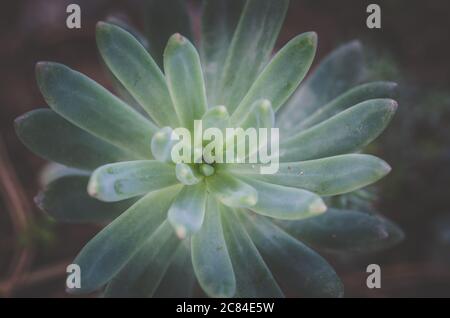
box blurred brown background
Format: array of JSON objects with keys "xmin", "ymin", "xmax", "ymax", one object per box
[{"xmin": 1, "ymin": 0, "xmax": 450, "ymax": 297}]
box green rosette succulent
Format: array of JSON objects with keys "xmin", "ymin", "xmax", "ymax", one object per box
[{"xmin": 15, "ymin": 0, "xmax": 403, "ymax": 297}]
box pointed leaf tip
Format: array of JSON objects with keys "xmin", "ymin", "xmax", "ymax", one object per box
[{"xmin": 309, "ymin": 199, "xmax": 327, "ymax": 215}]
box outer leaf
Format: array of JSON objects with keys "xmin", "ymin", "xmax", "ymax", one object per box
[
  {"xmin": 144, "ymin": 0, "xmax": 193, "ymax": 67},
  {"xmin": 102, "ymin": 17, "xmax": 150, "ymax": 111},
  {"xmin": 192, "ymin": 196, "xmax": 235, "ymax": 297},
  {"xmin": 237, "ymin": 177, "xmax": 326, "ymax": 220},
  {"xmin": 105, "ymin": 16, "xmax": 149, "ymax": 49},
  {"xmin": 277, "ymin": 40, "xmax": 366, "ymax": 132},
  {"xmin": 217, "ymin": 0, "xmax": 289, "ymax": 112},
  {"xmin": 15, "ymin": 109, "xmax": 132, "ymax": 170},
  {"xmin": 39, "ymin": 162, "xmax": 89, "ymax": 186},
  {"xmin": 88, "ymin": 160, "xmax": 178, "ymax": 202},
  {"xmin": 206, "ymin": 172, "xmax": 257, "ymax": 208},
  {"xmin": 35, "ymin": 176, "xmax": 132, "ymax": 224},
  {"xmin": 224, "ymin": 154, "xmax": 391, "ymax": 196},
  {"xmin": 104, "ymin": 221, "xmax": 181, "ymax": 297},
  {"xmin": 96, "ymin": 22, "xmax": 179, "ymax": 127},
  {"xmin": 153, "ymin": 243, "xmax": 196, "ymax": 298},
  {"xmin": 168, "ymin": 183, "xmax": 207, "ymax": 238},
  {"xmin": 220, "ymin": 206, "xmax": 283, "ymax": 297},
  {"xmin": 279, "ymin": 208, "xmax": 405, "ymax": 254},
  {"xmin": 164, "ymin": 34, "xmax": 207, "ymax": 131},
  {"xmin": 36, "ymin": 62, "xmax": 157, "ymax": 158},
  {"xmin": 297, "ymin": 81, "xmax": 398, "ymax": 130},
  {"xmin": 240, "ymin": 212, "xmax": 344, "ymax": 297},
  {"xmin": 201, "ymin": 0, "xmax": 245, "ymax": 105},
  {"xmin": 279, "ymin": 99, "xmax": 398, "ymax": 162},
  {"xmin": 68, "ymin": 185, "xmax": 181, "ymax": 294},
  {"xmin": 231, "ymin": 32, "xmax": 317, "ymax": 122},
  {"xmin": 101, "ymin": 62, "xmax": 142, "ymax": 114}
]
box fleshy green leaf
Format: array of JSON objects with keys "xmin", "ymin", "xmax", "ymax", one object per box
[
  {"xmin": 153, "ymin": 243, "xmax": 196, "ymax": 298},
  {"xmin": 201, "ymin": 0, "xmax": 245, "ymax": 105},
  {"xmin": 240, "ymin": 212, "xmax": 344, "ymax": 297},
  {"xmin": 237, "ymin": 177, "xmax": 326, "ymax": 220},
  {"xmin": 175, "ymin": 163, "xmax": 203, "ymax": 185},
  {"xmin": 104, "ymin": 221, "xmax": 181, "ymax": 297},
  {"xmin": 36, "ymin": 62, "xmax": 157, "ymax": 158},
  {"xmin": 96, "ymin": 22, "xmax": 179, "ymax": 127},
  {"xmin": 279, "ymin": 99, "xmax": 398, "ymax": 162},
  {"xmin": 297, "ymin": 81, "xmax": 398, "ymax": 131},
  {"xmin": 15, "ymin": 109, "xmax": 133, "ymax": 170},
  {"xmin": 144, "ymin": 0, "xmax": 193, "ymax": 67},
  {"xmin": 151, "ymin": 127, "xmax": 178, "ymax": 163},
  {"xmin": 164, "ymin": 34, "xmax": 207, "ymax": 131},
  {"xmin": 231, "ymin": 32, "xmax": 317, "ymax": 122},
  {"xmin": 224, "ymin": 154, "xmax": 391, "ymax": 196},
  {"xmin": 202, "ymin": 106, "xmax": 230, "ymax": 131},
  {"xmin": 192, "ymin": 196, "xmax": 235, "ymax": 297},
  {"xmin": 220, "ymin": 206, "xmax": 283, "ymax": 297},
  {"xmin": 217, "ymin": 0, "xmax": 289, "ymax": 112},
  {"xmin": 68, "ymin": 185, "xmax": 181, "ymax": 294},
  {"xmin": 277, "ymin": 40, "xmax": 366, "ymax": 132},
  {"xmin": 101, "ymin": 17, "xmax": 150, "ymax": 112},
  {"xmin": 35, "ymin": 176, "xmax": 132, "ymax": 224},
  {"xmin": 105, "ymin": 16, "xmax": 149, "ymax": 49},
  {"xmin": 279, "ymin": 208, "xmax": 405, "ymax": 254},
  {"xmin": 168, "ymin": 183, "xmax": 207, "ymax": 238},
  {"xmin": 238, "ymin": 99, "xmax": 274, "ymax": 130},
  {"xmin": 88, "ymin": 161, "xmax": 178, "ymax": 202},
  {"xmin": 206, "ymin": 172, "xmax": 257, "ymax": 208}
]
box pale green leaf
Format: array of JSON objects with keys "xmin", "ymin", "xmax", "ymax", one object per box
[
  {"xmin": 279, "ymin": 99, "xmax": 398, "ymax": 162},
  {"xmin": 240, "ymin": 212, "xmax": 344, "ymax": 297},
  {"xmin": 96, "ymin": 22, "xmax": 179, "ymax": 127},
  {"xmin": 88, "ymin": 161, "xmax": 178, "ymax": 202},
  {"xmin": 15, "ymin": 109, "xmax": 133, "ymax": 170},
  {"xmin": 164, "ymin": 34, "xmax": 207, "ymax": 131},
  {"xmin": 151, "ymin": 127, "xmax": 179, "ymax": 163},
  {"xmin": 224, "ymin": 154, "xmax": 391, "ymax": 196},
  {"xmin": 175, "ymin": 163, "xmax": 203, "ymax": 185},
  {"xmin": 238, "ymin": 99, "xmax": 274, "ymax": 130},
  {"xmin": 231, "ymin": 31, "xmax": 317, "ymax": 122},
  {"xmin": 238, "ymin": 176, "xmax": 326, "ymax": 220},
  {"xmin": 153, "ymin": 243, "xmax": 196, "ymax": 298},
  {"xmin": 206, "ymin": 172, "xmax": 257, "ymax": 208},
  {"xmin": 298, "ymin": 81, "xmax": 398, "ymax": 130},
  {"xmin": 279, "ymin": 208, "xmax": 405, "ymax": 254},
  {"xmin": 168, "ymin": 183, "xmax": 207, "ymax": 238},
  {"xmin": 220, "ymin": 206, "xmax": 283, "ymax": 297},
  {"xmin": 201, "ymin": 0, "xmax": 245, "ymax": 105},
  {"xmin": 202, "ymin": 106, "xmax": 230, "ymax": 131},
  {"xmin": 36, "ymin": 62, "xmax": 157, "ymax": 158},
  {"xmin": 68, "ymin": 185, "xmax": 181, "ymax": 294},
  {"xmin": 217, "ymin": 0, "xmax": 289, "ymax": 112},
  {"xmin": 104, "ymin": 221, "xmax": 181, "ymax": 297},
  {"xmin": 277, "ymin": 40, "xmax": 366, "ymax": 132},
  {"xmin": 192, "ymin": 196, "xmax": 235, "ymax": 297},
  {"xmin": 36, "ymin": 176, "xmax": 132, "ymax": 224}
]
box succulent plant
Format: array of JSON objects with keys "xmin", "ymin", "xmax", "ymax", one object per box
[{"xmin": 15, "ymin": 0, "xmax": 403, "ymax": 298}]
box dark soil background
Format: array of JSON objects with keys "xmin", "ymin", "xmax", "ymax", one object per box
[{"xmin": 1, "ymin": 0, "xmax": 449, "ymax": 297}]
